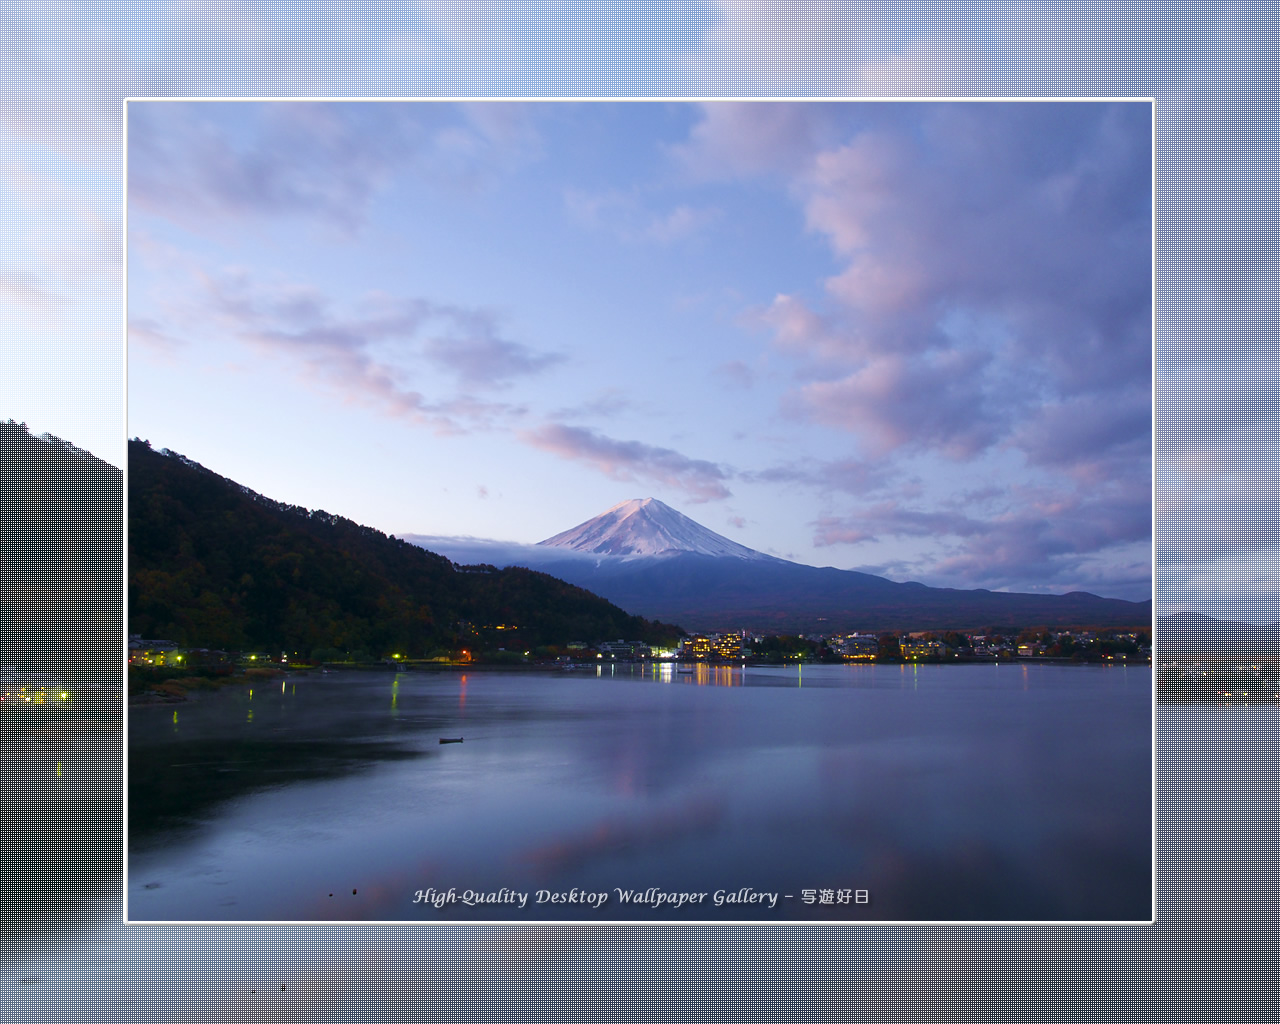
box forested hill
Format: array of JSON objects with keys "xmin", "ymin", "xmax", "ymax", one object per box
[
  {"xmin": 1, "ymin": 420, "xmax": 121, "ymax": 684},
  {"xmin": 128, "ymin": 440, "xmax": 680, "ymax": 658}
]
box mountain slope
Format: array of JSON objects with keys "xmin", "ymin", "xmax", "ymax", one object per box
[
  {"xmin": 1, "ymin": 419, "xmax": 121, "ymax": 685},
  {"xmin": 533, "ymin": 550, "xmax": 1151, "ymax": 632},
  {"xmin": 414, "ymin": 497, "xmax": 1151, "ymax": 633},
  {"xmin": 128, "ymin": 442, "xmax": 681, "ymax": 655}
]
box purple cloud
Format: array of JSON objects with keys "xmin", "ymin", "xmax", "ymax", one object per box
[
  {"xmin": 129, "ymin": 102, "xmax": 544, "ymax": 233},
  {"xmin": 129, "ymin": 103, "xmax": 417, "ymax": 232},
  {"xmin": 745, "ymin": 456, "xmax": 894, "ymax": 497},
  {"xmin": 165, "ymin": 270, "xmax": 554, "ymax": 431},
  {"xmin": 202, "ymin": 270, "xmax": 560, "ymax": 389},
  {"xmin": 564, "ymin": 187, "xmax": 720, "ymax": 244},
  {"xmin": 551, "ymin": 388, "xmax": 645, "ymax": 421},
  {"xmin": 814, "ymin": 477, "xmax": 1151, "ymax": 596},
  {"xmin": 1011, "ymin": 392, "xmax": 1151, "ymax": 478},
  {"xmin": 717, "ymin": 360, "xmax": 756, "ymax": 389},
  {"xmin": 520, "ymin": 423, "xmax": 733, "ymax": 502},
  {"xmin": 127, "ymin": 316, "xmax": 185, "ymax": 356},
  {"xmin": 417, "ymin": 306, "xmax": 565, "ymax": 388},
  {"xmin": 718, "ymin": 103, "xmax": 1151, "ymax": 470},
  {"xmin": 813, "ymin": 501, "xmax": 991, "ymax": 548}
]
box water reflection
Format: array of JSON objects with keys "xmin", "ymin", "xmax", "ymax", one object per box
[
  {"xmin": 127, "ymin": 664, "xmax": 1151, "ymax": 923},
  {"xmin": 682, "ymin": 662, "xmax": 744, "ymax": 686},
  {"xmin": 7, "ymin": 705, "xmax": 1256, "ymax": 1021},
  {"xmin": 650, "ymin": 661, "xmax": 750, "ymax": 685}
]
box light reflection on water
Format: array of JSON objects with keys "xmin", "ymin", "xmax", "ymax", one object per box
[{"xmin": 126, "ymin": 663, "xmax": 1151, "ymax": 924}]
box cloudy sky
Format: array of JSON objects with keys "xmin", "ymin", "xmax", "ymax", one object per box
[
  {"xmin": 2, "ymin": 1, "xmax": 1271, "ymax": 623},
  {"xmin": 125, "ymin": 100, "xmax": 1152, "ymax": 601}
]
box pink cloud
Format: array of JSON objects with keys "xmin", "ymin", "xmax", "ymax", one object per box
[
  {"xmin": 824, "ymin": 258, "xmax": 930, "ymax": 318},
  {"xmin": 792, "ymin": 349, "xmax": 1000, "ymax": 460},
  {"xmin": 670, "ymin": 101, "xmax": 855, "ymax": 181},
  {"xmin": 750, "ymin": 294, "xmax": 860, "ymax": 364},
  {"xmin": 805, "ymin": 130, "xmax": 910, "ymax": 253},
  {"xmin": 520, "ymin": 423, "xmax": 732, "ymax": 502},
  {"xmin": 811, "ymin": 517, "xmax": 877, "ymax": 546}
]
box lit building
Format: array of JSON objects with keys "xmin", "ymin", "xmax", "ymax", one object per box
[
  {"xmin": 713, "ymin": 633, "xmax": 745, "ymax": 659},
  {"xmin": 902, "ymin": 640, "xmax": 944, "ymax": 660},
  {"xmin": 596, "ymin": 639, "xmax": 651, "ymax": 659},
  {"xmin": 837, "ymin": 636, "xmax": 878, "ymax": 660},
  {"xmin": 680, "ymin": 635, "xmax": 712, "ymax": 659}
]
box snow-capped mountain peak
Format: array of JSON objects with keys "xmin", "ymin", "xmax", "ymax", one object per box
[{"xmin": 537, "ymin": 498, "xmax": 771, "ymax": 560}]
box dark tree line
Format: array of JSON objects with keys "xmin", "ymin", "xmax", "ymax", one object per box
[{"xmin": 128, "ymin": 440, "xmax": 682, "ymax": 658}]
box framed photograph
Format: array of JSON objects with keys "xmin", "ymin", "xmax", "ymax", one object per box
[{"xmin": 125, "ymin": 100, "xmax": 1153, "ymax": 924}]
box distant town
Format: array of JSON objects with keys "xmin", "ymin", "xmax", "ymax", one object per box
[
  {"xmin": 0, "ymin": 665, "xmax": 74, "ymax": 706},
  {"xmin": 110, "ymin": 624, "xmax": 1280, "ymax": 706},
  {"xmin": 129, "ymin": 625, "xmax": 1151, "ymax": 669},
  {"xmin": 125, "ymin": 625, "xmax": 1156, "ymax": 704}
]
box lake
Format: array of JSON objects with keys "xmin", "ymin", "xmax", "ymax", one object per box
[{"xmin": 126, "ymin": 661, "xmax": 1152, "ymax": 923}]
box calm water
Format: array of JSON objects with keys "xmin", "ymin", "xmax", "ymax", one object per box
[{"xmin": 127, "ymin": 662, "xmax": 1152, "ymax": 922}]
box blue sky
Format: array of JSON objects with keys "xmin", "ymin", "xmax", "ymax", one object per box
[{"xmin": 125, "ymin": 100, "xmax": 1152, "ymax": 601}]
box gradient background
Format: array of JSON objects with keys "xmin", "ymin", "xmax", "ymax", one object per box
[{"xmin": 3, "ymin": 2, "xmax": 1272, "ymax": 1020}]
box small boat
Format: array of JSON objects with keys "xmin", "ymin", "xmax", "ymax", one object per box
[{"xmin": 439, "ymin": 737, "xmax": 464, "ymax": 744}]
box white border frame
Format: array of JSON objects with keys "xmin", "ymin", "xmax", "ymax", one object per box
[{"xmin": 122, "ymin": 96, "xmax": 1157, "ymax": 928}]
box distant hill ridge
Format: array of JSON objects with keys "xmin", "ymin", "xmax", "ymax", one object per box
[
  {"xmin": 1156, "ymin": 610, "xmax": 1280, "ymax": 660},
  {"xmin": 412, "ymin": 497, "xmax": 1153, "ymax": 633}
]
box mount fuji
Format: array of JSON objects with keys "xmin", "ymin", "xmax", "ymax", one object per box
[
  {"xmin": 407, "ymin": 499, "xmax": 1151, "ymax": 634},
  {"xmin": 538, "ymin": 498, "xmax": 775, "ymax": 561}
]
